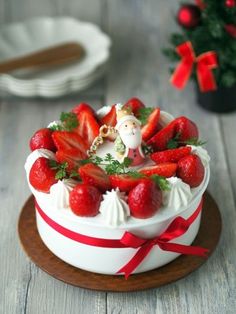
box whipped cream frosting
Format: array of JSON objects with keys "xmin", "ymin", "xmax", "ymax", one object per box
[
  {"xmin": 25, "ymin": 149, "xmax": 56, "ymax": 176},
  {"xmin": 163, "ymin": 177, "xmax": 192, "ymax": 210},
  {"xmin": 99, "ymin": 188, "xmax": 130, "ymax": 227},
  {"xmin": 47, "ymin": 120, "xmax": 62, "ymax": 129},
  {"xmin": 96, "ymin": 106, "xmax": 112, "ymax": 119},
  {"xmin": 159, "ymin": 111, "xmax": 174, "ymax": 128},
  {"xmin": 50, "ymin": 179, "xmax": 78, "ymax": 209},
  {"xmin": 188, "ymin": 145, "xmax": 210, "ymax": 166}
]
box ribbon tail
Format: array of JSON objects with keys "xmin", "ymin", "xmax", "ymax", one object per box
[
  {"xmin": 170, "ymin": 59, "xmax": 193, "ymax": 90},
  {"xmin": 116, "ymin": 244, "xmax": 154, "ymax": 279},
  {"xmin": 159, "ymin": 242, "xmax": 209, "ymax": 257}
]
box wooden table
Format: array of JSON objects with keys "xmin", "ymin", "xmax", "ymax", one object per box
[{"xmin": 0, "ymin": 1, "xmax": 235, "ymax": 313}]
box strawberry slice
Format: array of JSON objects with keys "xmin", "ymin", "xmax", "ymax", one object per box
[
  {"xmin": 55, "ymin": 149, "xmax": 85, "ymax": 170},
  {"xmin": 141, "ymin": 108, "xmax": 160, "ymax": 142},
  {"xmin": 75, "ymin": 111, "xmax": 100, "ymax": 148},
  {"xmin": 139, "ymin": 163, "xmax": 177, "ymax": 178},
  {"xmin": 52, "ymin": 131, "xmax": 87, "ymax": 155},
  {"xmin": 71, "ymin": 103, "xmax": 94, "ymax": 116},
  {"xmin": 147, "ymin": 120, "xmax": 176, "ymax": 151},
  {"xmin": 52, "ymin": 131, "xmax": 87, "ymax": 169},
  {"xmin": 100, "ymin": 105, "xmax": 117, "ymax": 127},
  {"xmin": 151, "ymin": 146, "xmax": 192, "ymax": 164},
  {"xmin": 109, "ymin": 174, "xmax": 147, "ymax": 192},
  {"xmin": 124, "ymin": 97, "xmax": 145, "ymax": 116},
  {"xmin": 79, "ymin": 163, "xmax": 111, "ymax": 192}
]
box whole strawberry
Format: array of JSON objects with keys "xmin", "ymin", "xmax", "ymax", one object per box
[
  {"xmin": 177, "ymin": 154, "xmax": 205, "ymax": 187},
  {"xmin": 128, "ymin": 180, "xmax": 162, "ymax": 219},
  {"xmin": 69, "ymin": 184, "xmax": 102, "ymax": 217},
  {"xmin": 124, "ymin": 97, "xmax": 145, "ymax": 116},
  {"xmin": 30, "ymin": 128, "xmax": 56, "ymax": 152},
  {"xmin": 174, "ymin": 117, "xmax": 199, "ymax": 141},
  {"xmin": 29, "ymin": 157, "xmax": 58, "ymax": 193},
  {"xmin": 71, "ymin": 102, "xmax": 94, "ymax": 116}
]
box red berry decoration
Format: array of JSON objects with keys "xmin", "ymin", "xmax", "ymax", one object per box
[
  {"xmin": 225, "ymin": 0, "xmax": 236, "ymax": 8},
  {"xmin": 30, "ymin": 128, "xmax": 56, "ymax": 152},
  {"xmin": 69, "ymin": 184, "xmax": 102, "ymax": 217},
  {"xmin": 29, "ymin": 157, "xmax": 58, "ymax": 193},
  {"xmin": 225, "ymin": 24, "xmax": 236, "ymax": 37},
  {"xmin": 109, "ymin": 174, "xmax": 147, "ymax": 192},
  {"xmin": 140, "ymin": 163, "xmax": 177, "ymax": 178},
  {"xmin": 174, "ymin": 116, "xmax": 199, "ymax": 141},
  {"xmin": 128, "ymin": 180, "xmax": 162, "ymax": 219},
  {"xmin": 151, "ymin": 146, "xmax": 192, "ymax": 164},
  {"xmin": 177, "ymin": 4, "xmax": 201, "ymax": 29},
  {"xmin": 177, "ymin": 154, "xmax": 205, "ymax": 188}
]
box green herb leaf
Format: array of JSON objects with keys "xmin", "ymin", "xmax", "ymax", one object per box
[
  {"xmin": 151, "ymin": 174, "xmax": 170, "ymax": 191},
  {"xmin": 180, "ymin": 138, "xmax": 207, "ymax": 146},
  {"xmin": 60, "ymin": 112, "xmax": 79, "ymax": 131},
  {"xmin": 138, "ymin": 107, "xmax": 154, "ymax": 125},
  {"xmin": 142, "ymin": 144, "xmax": 154, "ymax": 156},
  {"xmin": 49, "ymin": 160, "xmax": 69, "ymax": 180},
  {"xmin": 167, "ymin": 132, "xmax": 180, "ymax": 149}
]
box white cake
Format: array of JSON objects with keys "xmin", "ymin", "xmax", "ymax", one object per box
[{"xmin": 25, "ymin": 99, "xmax": 210, "ymax": 277}]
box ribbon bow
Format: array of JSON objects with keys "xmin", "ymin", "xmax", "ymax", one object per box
[
  {"xmin": 170, "ymin": 41, "xmax": 218, "ymax": 92},
  {"xmin": 117, "ymin": 199, "xmax": 208, "ymax": 279}
]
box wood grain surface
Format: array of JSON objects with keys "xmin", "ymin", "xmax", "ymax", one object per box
[{"xmin": 0, "ymin": 0, "xmax": 235, "ymax": 313}]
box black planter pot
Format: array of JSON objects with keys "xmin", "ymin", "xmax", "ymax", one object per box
[{"xmin": 196, "ymin": 85, "xmax": 236, "ymax": 113}]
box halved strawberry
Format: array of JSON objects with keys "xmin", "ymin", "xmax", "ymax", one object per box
[
  {"xmin": 109, "ymin": 174, "xmax": 147, "ymax": 192},
  {"xmin": 52, "ymin": 131, "xmax": 87, "ymax": 155},
  {"xmin": 139, "ymin": 163, "xmax": 177, "ymax": 178},
  {"xmin": 52, "ymin": 131, "xmax": 87, "ymax": 169},
  {"xmin": 124, "ymin": 97, "xmax": 145, "ymax": 116},
  {"xmin": 79, "ymin": 163, "xmax": 111, "ymax": 192},
  {"xmin": 100, "ymin": 105, "xmax": 117, "ymax": 127},
  {"xmin": 147, "ymin": 120, "xmax": 176, "ymax": 151},
  {"xmin": 71, "ymin": 103, "xmax": 94, "ymax": 116},
  {"xmin": 174, "ymin": 116, "xmax": 199, "ymax": 141},
  {"xmin": 56, "ymin": 149, "xmax": 85, "ymax": 170},
  {"xmin": 75, "ymin": 111, "xmax": 100, "ymax": 148},
  {"xmin": 151, "ymin": 146, "xmax": 192, "ymax": 164},
  {"xmin": 141, "ymin": 108, "xmax": 160, "ymax": 142}
]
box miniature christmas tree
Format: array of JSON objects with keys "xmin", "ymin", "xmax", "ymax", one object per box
[{"xmin": 164, "ymin": 0, "xmax": 236, "ymax": 90}]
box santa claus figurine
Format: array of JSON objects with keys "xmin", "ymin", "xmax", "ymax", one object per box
[{"xmin": 114, "ymin": 104, "xmax": 145, "ymax": 166}]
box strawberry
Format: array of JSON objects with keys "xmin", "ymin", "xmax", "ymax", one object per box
[
  {"xmin": 29, "ymin": 157, "xmax": 57, "ymax": 193},
  {"xmin": 69, "ymin": 184, "xmax": 102, "ymax": 217},
  {"xmin": 79, "ymin": 163, "xmax": 111, "ymax": 192},
  {"xmin": 140, "ymin": 162, "xmax": 177, "ymax": 178},
  {"xmin": 75, "ymin": 110, "xmax": 100, "ymax": 148},
  {"xmin": 177, "ymin": 154, "xmax": 205, "ymax": 187},
  {"xmin": 109, "ymin": 174, "xmax": 147, "ymax": 192},
  {"xmin": 100, "ymin": 105, "xmax": 117, "ymax": 127},
  {"xmin": 141, "ymin": 108, "xmax": 160, "ymax": 142},
  {"xmin": 30, "ymin": 128, "xmax": 56, "ymax": 152},
  {"xmin": 151, "ymin": 146, "xmax": 192, "ymax": 164},
  {"xmin": 174, "ymin": 116, "xmax": 199, "ymax": 141},
  {"xmin": 124, "ymin": 97, "xmax": 145, "ymax": 116},
  {"xmin": 147, "ymin": 120, "xmax": 176, "ymax": 151},
  {"xmin": 128, "ymin": 180, "xmax": 162, "ymax": 219},
  {"xmin": 52, "ymin": 131, "xmax": 87, "ymax": 169},
  {"xmin": 71, "ymin": 103, "xmax": 94, "ymax": 116}
]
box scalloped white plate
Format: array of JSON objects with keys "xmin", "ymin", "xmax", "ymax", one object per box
[{"xmin": 0, "ymin": 17, "xmax": 111, "ymax": 97}]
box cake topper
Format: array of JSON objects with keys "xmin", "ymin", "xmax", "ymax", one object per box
[{"xmin": 114, "ymin": 103, "xmax": 145, "ymax": 166}]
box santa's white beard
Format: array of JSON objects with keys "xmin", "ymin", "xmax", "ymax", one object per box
[{"xmin": 119, "ymin": 128, "xmax": 142, "ymax": 149}]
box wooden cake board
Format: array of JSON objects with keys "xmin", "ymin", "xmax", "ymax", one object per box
[{"xmin": 18, "ymin": 191, "xmax": 222, "ymax": 292}]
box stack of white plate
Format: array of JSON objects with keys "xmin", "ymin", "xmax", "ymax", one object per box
[{"xmin": 0, "ymin": 17, "xmax": 111, "ymax": 97}]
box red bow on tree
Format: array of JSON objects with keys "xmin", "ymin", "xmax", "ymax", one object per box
[{"xmin": 170, "ymin": 41, "xmax": 218, "ymax": 92}]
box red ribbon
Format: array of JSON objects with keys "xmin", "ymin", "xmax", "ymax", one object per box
[
  {"xmin": 170, "ymin": 41, "xmax": 218, "ymax": 92},
  {"xmin": 35, "ymin": 198, "xmax": 208, "ymax": 279}
]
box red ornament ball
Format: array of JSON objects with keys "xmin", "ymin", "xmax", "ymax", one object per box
[
  {"xmin": 177, "ymin": 4, "xmax": 201, "ymax": 29},
  {"xmin": 225, "ymin": 0, "xmax": 236, "ymax": 8}
]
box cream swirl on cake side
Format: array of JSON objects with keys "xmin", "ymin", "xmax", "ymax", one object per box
[
  {"xmin": 50, "ymin": 179, "xmax": 78, "ymax": 209},
  {"xmin": 99, "ymin": 188, "xmax": 130, "ymax": 227},
  {"xmin": 163, "ymin": 177, "xmax": 192, "ymax": 210}
]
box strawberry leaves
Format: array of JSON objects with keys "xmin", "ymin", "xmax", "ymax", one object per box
[{"xmin": 167, "ymin": 133, "xmax": 206, "ymax": 149}]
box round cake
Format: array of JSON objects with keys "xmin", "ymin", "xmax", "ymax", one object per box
[{"xmin": 25, "ymin": 98, "xmax": 210, "ymax": 278}]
